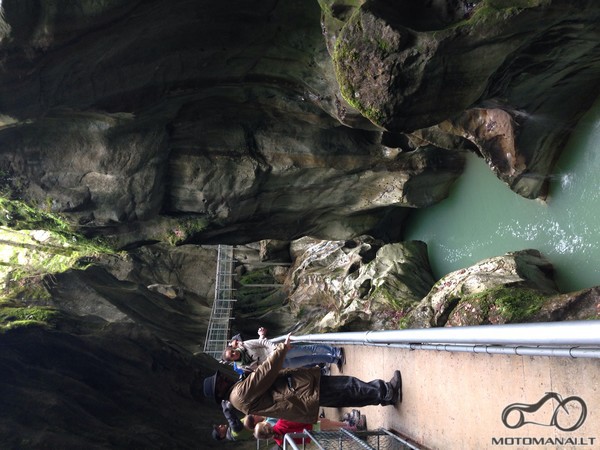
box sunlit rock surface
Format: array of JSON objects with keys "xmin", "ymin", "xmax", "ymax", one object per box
[
  {"xmin": 404, "ymin": 249, "xmax": 559, "ymax": 327},
  {"xmin": 285, "ymin": 236, "xmax": 435, "ymax": 332},
  {"xmin": 284, "ymin": 242, "xmax": 598, "ymax": 331}
]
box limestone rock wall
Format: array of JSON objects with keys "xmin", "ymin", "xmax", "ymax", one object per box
[
  {"xmin": 284, "ymin": 236, "xmax": 436, "ymax": 332},
  {"xmin": 329, "ymin": 0, "xmax": 600, "ymax": 198},
  {"xmin": 0, "ymin": 0, "xmax": 464, "ymax": 248},
  {"xmin": 2, "ymin": 1, "xmax": 596, "ymax": 248},
  {"xmin": 0, "ymin": 318, "xmax": 240, "ymax": 449},
  {"xmin": 283, "ymin": 242, "xmax": 599, "ymax": 332}
]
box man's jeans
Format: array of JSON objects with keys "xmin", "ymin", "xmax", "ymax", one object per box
[{"xmin": 284, "ymin": 344, "xmax": 340, "ymax": 368}]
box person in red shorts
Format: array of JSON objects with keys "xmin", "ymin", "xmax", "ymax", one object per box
[{"xmin": 253, "ymin": 416, "xmax": 364, "ymax": 447}]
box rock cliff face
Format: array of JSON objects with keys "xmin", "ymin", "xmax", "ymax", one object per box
[
  {"xmin": 329, "ymin": 0, "xmax": 600, "ymax": 198},
  {"xmin": 0, "ymin": 0, "xmax": 465, "ymax": 248},
  {"xmin": 1, "ymin": 0, "xmax": 600, "ymax": 448},
  {"xmin": 285, "ymin": 236, "xmax": 436, "ymax": 331},
  {"xmin": 0, "ymin": 317, "xmax": 236, "ymax": 449},
  {"xmin": 282, "ymin": 240, "xmax": 599, "ymax": 332},
  {"xmin": 1, "ymin": 0, "xmax": 597, "ymax": 246}
]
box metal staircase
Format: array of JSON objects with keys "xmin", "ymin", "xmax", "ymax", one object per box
[{"xmin": 203, "ymin": 245, "xmax": 236, "ymax": 359}]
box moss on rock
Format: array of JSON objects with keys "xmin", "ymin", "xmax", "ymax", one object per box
[
  {"xmin": 448, "ymin": 286, "xmax": 548, "ymax": 325},
  {"xmin": 0, "ymin": 305, "xmax": 60, "ymax": 331},
  {"xmin": 0, "ymin": 197, "xmax": 118, "ymax": 300}
]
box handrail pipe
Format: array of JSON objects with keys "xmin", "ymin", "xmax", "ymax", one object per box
[{"xmin": 276, "ymin": 320, "xmax": 600, "ymax": 359}]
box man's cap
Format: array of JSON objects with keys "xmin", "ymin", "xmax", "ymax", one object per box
[{"xmin": 203, "ymin": 370, "xmax": 220, "ymax": 404}]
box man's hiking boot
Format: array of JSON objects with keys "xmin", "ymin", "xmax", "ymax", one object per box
[
  {"xmin": 382, "ymin": 370, "xmax": 402, "ymax": 405},
  {"xmin": 389, "ymin": 370, "xmax": 402, "ymax": 404}
]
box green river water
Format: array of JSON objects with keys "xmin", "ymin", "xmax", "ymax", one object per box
[{"xmin": 403, "ymin": 97, "xmax": 600, "ymax": 292}]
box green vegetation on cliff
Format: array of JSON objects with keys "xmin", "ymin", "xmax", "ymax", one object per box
[{"xmin": 0, "ymin": 197, "xmax": 116, "ymax": 300}]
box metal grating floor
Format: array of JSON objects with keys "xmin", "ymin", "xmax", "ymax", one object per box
[{"xmin": 281, "ymin": 428, "xmax": 421, "ymax": 450}]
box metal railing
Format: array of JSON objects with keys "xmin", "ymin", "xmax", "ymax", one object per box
[
  {"xmin": 281, "ymin": 320, "xmax": 600, "ymax": 359},
  {"xmin": 282, "ymin": 428, "xmax": 421, "ymax": 450},
  {"xmin": 203, "ymin": 245, "xmax": 236, "ymax": 359}
]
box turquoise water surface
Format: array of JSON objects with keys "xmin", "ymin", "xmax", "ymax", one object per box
[{"xmin": 403, "ymin": 97, "xmax": 600, "ymax": 292}]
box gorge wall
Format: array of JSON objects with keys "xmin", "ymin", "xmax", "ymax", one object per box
[
  {"xmin": 1, "ymin": 0, "xmax": 598, "ymax": 247},
  {"xmin": 1, "ymin": 0, "xmax": 599, "ymax": 448}
]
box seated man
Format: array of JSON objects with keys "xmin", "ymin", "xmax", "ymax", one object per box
[{"xmin": 203, "ymin": 334, "xmax": 401, "ymax": 424}]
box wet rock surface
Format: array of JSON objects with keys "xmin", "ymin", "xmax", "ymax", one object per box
[{"xmin": 1, "ymin": 1, "xmax": 597, "ymax": 247}]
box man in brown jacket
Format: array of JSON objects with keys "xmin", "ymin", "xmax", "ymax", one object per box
[{"xmin": 203, "ymin": 334, "xmax": 401, "ymax": 424}]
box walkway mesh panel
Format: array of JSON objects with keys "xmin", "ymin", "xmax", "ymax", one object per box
[
  {"xmin": 281, "ymin": 429, "xmax": 419, "ymax": 450},
  {"xmin": 203, "ymin": 245, "xmax": 236, "ymax": 359}
]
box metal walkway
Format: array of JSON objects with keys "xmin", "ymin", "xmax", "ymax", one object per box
[
  {"xmin": 282, "ymin": 429, "xmax": 419, "ymax": 449},
  {"xmin": 299, "ymin": 321, "xmax": 600, "ymax": 450},
  {"xmin": 203, "ymin": 245, "xmax": 236, "ymax": 359},
  {"xmin": 202, "ymin": 248, "xmax": 600, "ymax": 448}
]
